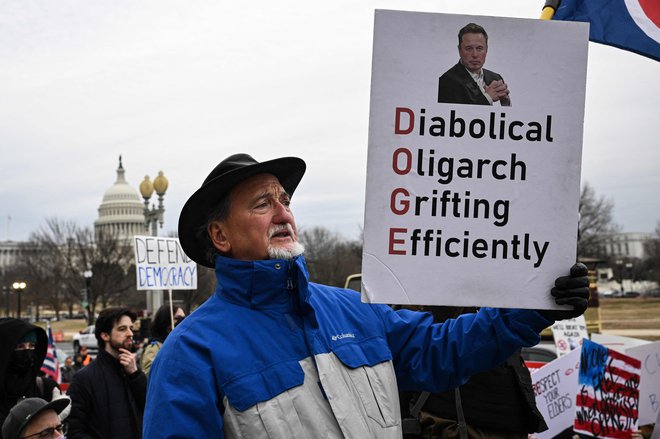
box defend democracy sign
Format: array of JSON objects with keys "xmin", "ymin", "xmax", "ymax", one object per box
[
  {"xmin": 362, "ymin": 10, "xmax": 589, "ymax": 308},
  {"xmin": 134, "ymin": 236, "xmax": 197, "ymax": 290}
]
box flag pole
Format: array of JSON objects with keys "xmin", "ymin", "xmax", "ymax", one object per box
[{"xmin": 541, "ymin": 0, "xmax": 560, "ymax": 19}]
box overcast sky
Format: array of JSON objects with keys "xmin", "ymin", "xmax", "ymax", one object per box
[{"xmin": 1, "ymin": 0, "xmax": 658, "ymax": 243}]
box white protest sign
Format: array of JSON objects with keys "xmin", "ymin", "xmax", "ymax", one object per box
[
  {"xmin": 552, "ymin": 316, "xmax": 588, "ymax": 357},
  {"xmin": 590, "ymin": 332, "xmax": 651, "ymax": 354},
  {"xmin": 627, "ymin": 341, "xmax": 660, "ymax": 425},
  {"xmin": 134, "ymin": 236, "xmax": 197, "ymax": 290},
  {"xmin": 653, "ymin": 409, "xmax": 660, "ymax": 439},
  {"xmin": 362, "ymin": 10, "xmax": 589, "ymax": 308},
  {"xmin": 531, "ymin": 348, "xmax": 581, "ymax": 439}
]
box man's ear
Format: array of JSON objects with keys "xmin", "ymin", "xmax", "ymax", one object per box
[
  {"xmin": 100, "ymin": 332, "xmax": 110, "ymax": 343},
  {"xmin": 208, "ymin": 221, "xmax": 231, "ymax": 254}
]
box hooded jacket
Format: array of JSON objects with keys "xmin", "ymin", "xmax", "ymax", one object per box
[
  {"xmin": 143, "ymin": 255, "xmax": 551, "ymax": 439},
  {"xmin": 0, "ymin": 318, "xmax": 56, "ymax": 431}
]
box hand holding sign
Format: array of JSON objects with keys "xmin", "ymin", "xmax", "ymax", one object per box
[{"xmin": 539, "ymin": 263, "xmax": 590, "ymax": 322}]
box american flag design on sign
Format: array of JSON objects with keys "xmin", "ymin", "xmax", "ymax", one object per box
[
  {"xmin": 40, "ymin": 324, "xmax": 61, "ymax": 384},
  {"xmin": 574, "ymin": 339, "xmax": 641, "ymax": 438}
]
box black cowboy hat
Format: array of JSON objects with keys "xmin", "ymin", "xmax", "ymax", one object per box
[{"xmin": 178, "ymin": 153, "xmax": 306, "ymax": 267}]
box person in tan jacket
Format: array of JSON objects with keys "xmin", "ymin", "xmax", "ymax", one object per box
[{"xmin": 140, "ymin": 305, "xmax": 185, "ymax": 377}]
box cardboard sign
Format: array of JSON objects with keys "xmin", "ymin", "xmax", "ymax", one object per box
[
  {"xmin": 627, "ymin": 341, "xmax": 660, "ymax": 425},
  {"xmin": 532, "ymin": 348, "xmax": 581, "ymax": 439},
  {"xmin": 574, "ymin": 339, "xmax": 641, "ymax": 438},
  {"xmin": 590, "ymin": 332, "xmax": 651, "ymax": 354},
  {"xmin": 362, "ymin": 10, "xmax": 589, "ymax": 308},
  {"xmin": 653, "ymin": 409, "xmax": 660, "ymax": 439},
  {"xmin": 552, "ymin": 316, "xmax": 588, "ymax": 357},
  {"xmin": 134, "ymin": 236, "xmax": 197, "ymax": 290}
]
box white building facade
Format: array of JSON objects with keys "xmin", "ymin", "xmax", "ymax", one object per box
[{"xmin": 94, "ymin": 157, "xmax": 147, "ymax": 241}]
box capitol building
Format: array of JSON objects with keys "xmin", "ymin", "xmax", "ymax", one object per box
[
  {"xmin": 1, "ymin": 157, "xmax": 169, "ymax": 310},
  {"xmin": 94, "ymin": 156, "xmax": 149, "ymax": 242}
]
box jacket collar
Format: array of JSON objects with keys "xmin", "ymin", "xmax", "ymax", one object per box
[{"xmin": 213, "ymin": 254, "xmax": 310, "ymax": 311}]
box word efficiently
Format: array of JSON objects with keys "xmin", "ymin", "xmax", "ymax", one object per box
[{"xmin": 388, "ymin": 229, "xmax": 549, "ymax": 268}]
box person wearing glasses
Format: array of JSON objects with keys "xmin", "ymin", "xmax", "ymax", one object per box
[{"xmin": 1, "ymin": 397, "xmax": 69, "ymax": 439}]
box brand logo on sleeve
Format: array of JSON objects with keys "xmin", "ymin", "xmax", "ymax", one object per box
[{"xmin": 331, "ymin": 333, "xmax": 355, "ymax": 341}]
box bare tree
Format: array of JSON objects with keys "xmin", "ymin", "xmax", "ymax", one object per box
[
  {"xmin": 85, "ymin": 227, "xmax": 136, "ymax": 312},
  {"xmin": 177, "ymin": 265, "xmax": 215, "ymax": 314},
  {"xmin": 17, "ymin": 218, "xmax": 138, "ymax": 323},
  {"xmin": 15, "ymin": 241, "xmax": 68, "ymax": 320},
  {"xmin": 299, "ymin": 226, "xmax": 362, "ymax": 287},
  {"xmin": 578, "ymin": 182, "xmax": 620, "ymax": 258},
  {"xmin": 164, "ymin": 230, "xmax": 215, "ymax": 313}
]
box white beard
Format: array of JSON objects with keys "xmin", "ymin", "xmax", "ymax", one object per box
[{"xmin": 267, "ymin": 241, "xmax": 305, "ymax": 260}]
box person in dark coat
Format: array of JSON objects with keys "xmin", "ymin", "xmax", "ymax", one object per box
[
  {"xmin": 0, "ymin": 318, "xmax": 67, "ymax": 437},
  {"xmin": 72, "ymin": 354, "xmax": 85, "ymax": 372},
  {"xmin": 59, "ymin": 357, "xmax": 76, "ymax": 384},
  {"xmin": 66, "ymin": 307, "xmax": 147, "ymax": 439},
  {"xmin": 438, "ymin": 23, "xmax": 511, "ymax": 106},
  {"xmin": 401, "ymin": 306, "xmax": 547, "ymax": 439}
]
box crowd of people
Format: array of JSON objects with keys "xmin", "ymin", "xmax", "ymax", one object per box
[
  {"xmin": 0, "ymin": 151, "xmax": 654, "ymax": 439},
  {"xmin": 0, "ymin": 302, "xmax": 183, "ymax": 439}
]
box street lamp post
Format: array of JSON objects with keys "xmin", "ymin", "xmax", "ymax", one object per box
[
  {"xmin": 83, "ymin": 270, "xmax": 92, "ymax": 323},
  {"xmin": 625, "ymin": 262, "xmax": 633, "ymax": 292},
  {"xmin": 3, "ymin": 286, "xmax": 8, "ymax": 317},
  {"xmin": 12, "ymin": 281, "xmax": 26, "ymax": 319},
  {"xmin": 140, "ymin": 171, "xmax": 169, "ymax": 313}
]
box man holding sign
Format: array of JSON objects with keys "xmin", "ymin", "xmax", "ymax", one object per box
[{"xmin": 143, "ymin": 153, "xmax": 588, "ymax": 439}]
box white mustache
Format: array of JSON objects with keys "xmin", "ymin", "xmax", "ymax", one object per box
[{"xmin": 268, "ymin": 223, "xmax": 295, "ymax": 239}]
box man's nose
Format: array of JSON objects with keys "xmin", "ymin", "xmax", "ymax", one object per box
[{"xmin": 273, "ymin": 201, "xmax": 294, "ymax": 222}]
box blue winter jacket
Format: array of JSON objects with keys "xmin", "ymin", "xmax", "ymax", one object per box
[{"xmin": 143, "ymin": 255, "xmax": 551, "ymax": 438}]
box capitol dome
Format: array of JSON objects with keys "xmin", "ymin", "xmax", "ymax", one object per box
[{"xmin": 94, "ymin": 156, "xmax": 146, "ymax": 241}]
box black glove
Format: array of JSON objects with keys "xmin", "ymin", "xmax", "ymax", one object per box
[{"xmin": 539, "ymin": 263, "xmax": 590, "ymax": 322}]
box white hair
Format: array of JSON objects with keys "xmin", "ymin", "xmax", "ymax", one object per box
[
  {"xmin": 267, "ymin": 223, "xmax": 304, "ymax": 259},
  {"xmin": 267, "ymin": 241, "xmax": 305, "ymax": 260}
]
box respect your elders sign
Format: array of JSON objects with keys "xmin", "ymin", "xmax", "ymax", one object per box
[
  {"xmin": 134, "ymin": 236, "xmax": 197, "ymax": 290},
  {"xmin": 362, "ymin": 10, "xmax": 589, "ymax": 308},
  {"xmin": 531, "ymin": 348, "xmax": 582, "ymax": 439}
]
